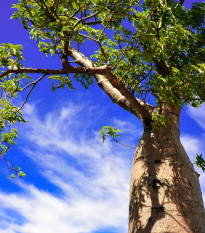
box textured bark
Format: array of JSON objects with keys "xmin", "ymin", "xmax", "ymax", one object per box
[{"xmin": 129, "ymin": 118, "xmax": 205, "ymax": 233}]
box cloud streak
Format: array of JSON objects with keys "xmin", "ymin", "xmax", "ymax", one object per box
[
  {"xmin": 0, "ymin": 102, "xmax": 134, "ymax": 233},
  {"xmin": 0, "ymin": 102, "xmax": 204, "ymax": 233},
  {"xmin": 188, "ymin": 104, "xmax": 205, "ymax": 130}
]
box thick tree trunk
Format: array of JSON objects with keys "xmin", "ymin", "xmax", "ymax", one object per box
[{"xmin": 129, "ymin": 123, "xmax": 205, "ymax": 232}]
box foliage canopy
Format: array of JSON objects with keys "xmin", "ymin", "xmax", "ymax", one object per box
[{"xmin": 0, "ymin": 0, "xmax": 205, "ymax": 173}]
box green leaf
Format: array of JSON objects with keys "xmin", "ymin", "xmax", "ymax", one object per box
[
  {"xmin": 195, "ymin": 154, "xmax": 205, "ymax": 171},
  {"xmin": 99, "ymin": 126, "xmax": 123, "ymax": 143},
  {"xmin": 9, "ymin": 174, "xmax": 16, "ymax": 179},
  {"xmin": 152, "ymin": 113, "xmax": 169, "ymax": 130},
  {"xmin": 18, "ymin": 171, "xmax": 26, "ymax": 178}
]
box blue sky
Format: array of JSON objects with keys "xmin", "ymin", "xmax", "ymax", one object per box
[{"xmin": 0, "ymin": 1, "xmax": 205, "ymax": 233}]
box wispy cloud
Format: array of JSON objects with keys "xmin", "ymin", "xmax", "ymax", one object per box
[
  {"xmin": 180, "ymin": 132, "xmax": 205, "ymax": 203},
  {"xmin": 0, "ymin": 102, "xmax": 205, "ymax": 233},
  {"xmin": 0, "ymin": 102, "xmax": 134, "ymax": 233},
  {"xmin": 180, "ymin": 135, "xmax": 202, "ymax": 162},
  {"xmin": 188, "ymin": 104, "xmax": 205, "ymax": 130}
]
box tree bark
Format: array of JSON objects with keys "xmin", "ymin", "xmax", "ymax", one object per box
[{"xmin": 129, "ymin": 116, "xmax": 205, "ymax": 233}]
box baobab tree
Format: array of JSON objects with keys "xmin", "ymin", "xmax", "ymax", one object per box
[{"xmin": 0, "ymin": 0, "xmax": 205, "ymax": 232}]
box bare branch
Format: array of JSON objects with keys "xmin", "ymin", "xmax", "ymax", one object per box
[
  {"xmin": 73, "ymin": 11, "xmax": 100, "ymax": 28},
  {"xmin": 66, "ymin": 7, "xmax": 83, "ymax": 21},
  {"xmin": 19, "ymin": 83, "xmax": 36, "ymax": 111},
  {"xmin": 0, "ymin": 153, "xmax": 13, "ymax": 171},
  {"xmin": 113, "ymin": 35, "xmax": 135, "ymax": 70},
  {"xmin": 20, "ymin": 73, "xmax": 46, "ymax": 91},
  {"xmin": 113, "ymin": 138, "xmax": 136, "ymax": 149},
  {"xmin": 19, "ymin": 74, "xmax": 47, "ymax": 110}
]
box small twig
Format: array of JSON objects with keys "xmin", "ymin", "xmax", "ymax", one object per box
[
  {"xmin": 98, "ymin": 24, "xmax": 108, "ymax": 41},
  {"xmin": 0, "ymin": 153, "xmax": 13, "ymax": 171},
  {"xmin": 112, "ymin": 138, "xmax": 136, "ymax": 149},
  {"xmin": 20, "ymin": 73, "xmax": 46, "ymax": 91},
  {"xmin": 19, "ymin": 84, "xmax": 36, "ymax": 111},
  {"xmin": 0, "ymin": 141, "xmax": 14, "ymax": 173},
  {"xmin": 66, "ymin": 7, "xmax": 83, "ymax": 22},
  {"xmin": 113, "ymin": 35, "xmax": 135, "ymax": 70},
  {"xmin": 73, "ymin": 11, "xmax": 100, "ymax": 28},
  {"xmin": 78, "ymin": 33, "xmax": 109, "ymax": 62},
  {"xmin": 19, "ymin": 74, "xmax": 46, "ymax": 110},
  {"xmin": 98, "ymin": 42, "xmax": 109, "ymax": 63},
  {"xmin": 82, "ymin": 20, "xmax": 102, "ymax": 25},
  {"xmin": 78, "ymin": 33, "xmax": 99, "ymax": 43}
]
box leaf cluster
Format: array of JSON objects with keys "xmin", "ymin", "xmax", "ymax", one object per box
[
  {"xmin": 0, "ymin": 95, "xmax": 27, "ymax": 178},
  {"xmin": 151, "ymin": 113, "xmax": 169, "ymax": 130},
  {"xmin": 10, "ymin": 0, "xmax": 205, "ymax": 109},
  {"xmin": 0, "ymin": 0, "xmax": 204, "ymax": 174},
  {"xmin": 0, "ymin": 43, "xmax": 24, "ymax": 69},
  {"xmin": 9, "ymin": 166, "xmax": 26, "ymax": 179},
  {"xmin": 100, "ymin": 126, "xmax": 123, "ymax": 143},
  {"xmin": 195, "ymin": 153, "xmax": 205, "ymax": 172}
]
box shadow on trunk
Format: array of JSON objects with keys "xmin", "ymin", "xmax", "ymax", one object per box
[{"xmin": 129, "ymin": 127, "xmax": 205, "ymax": 233}]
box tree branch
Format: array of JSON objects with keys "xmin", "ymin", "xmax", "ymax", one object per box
[
  {"xmin": 113, "ymin": 138, "xmax": 136, "ymax": 149},
  {"xmin": 68, "ymin": 47, "xmax": 153, "ymax": 122},
  {"xmin": 19, "ymin": 74, "xmax": 47, "ymax": 110},
  {"xmin": 73, "ymin": 11, "xmax": 100, "ymax": 28},
  {"xmin": 0, "ymin": 65, "xmax": 111, "ymax": 79}
]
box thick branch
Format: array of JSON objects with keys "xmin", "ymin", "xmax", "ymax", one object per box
[
  {"xmin": 0, "ymin": 66, "xmax": 111, "ymax": 79},
  {"xmin": 68, "ymin": 47, "xmax": 153, "ymax": 122}
]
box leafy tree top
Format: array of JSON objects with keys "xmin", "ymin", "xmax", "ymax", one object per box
[
  {"xmin": 5, "ymin": 0, "xmax": 204, "ymax": 108},
  {"xmin": 0, "ymin": 0, "xmax": 205, "ymax": 173}
]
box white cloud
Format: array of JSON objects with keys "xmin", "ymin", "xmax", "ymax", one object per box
[
  {"xmin": 0, "ymin": 102, "xmax": 133, "ymax": 233},
  {"xmin": 199, "ymin": 172, "xmax": 205, "ymax": 197},
  {"xmin": 188, "ymin": 104, "xmax": 205, "ymax": 129},
  {"xmin": 180, "ymin": 134, "xmax": 205, "ymax": 197},
  {"xmin": 185, "ymin": 104, "xmax": 205, "ymax": 198},
  {"xmin": 180, "ymin": 135, "xmax": 202, "ymax": 162},
  {"xmin": 1, "ymin": 102, "xmax": 205, "ymax": 233},
  {"xmin": 112, "ymin": 119, "xmax": 143, "ymax": 140}
]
